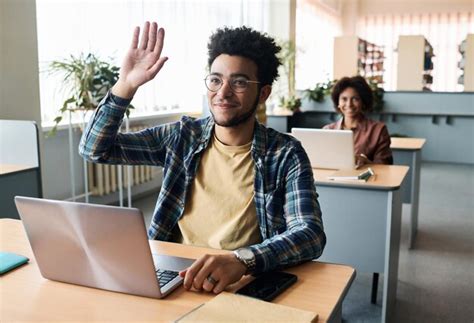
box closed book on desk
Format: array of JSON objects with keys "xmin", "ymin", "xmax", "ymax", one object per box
[
  {"xmin": 327, "ymin": 168, "xmax": 374, "ymax": 182},
  {"xmin": 175, "ymin": 292, "xmax": 318, "ymax": 322}
]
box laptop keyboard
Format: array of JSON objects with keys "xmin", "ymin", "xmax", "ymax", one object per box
[{"xmin": 156, "ymin": 269, "xmax": 179, "ymax": 288}]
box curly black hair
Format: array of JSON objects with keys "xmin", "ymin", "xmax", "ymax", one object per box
[
  {"xmin": 331, "ymin": 76, "xmax": 374, "ymax": 113},
  {"xmin": 207, "ymin": 26, "xmax": 281, "ymax": 87}
]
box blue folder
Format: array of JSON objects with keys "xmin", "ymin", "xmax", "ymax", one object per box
[{"xmin": 0, "ymin": 252, "xmax": 29, "ymax": 274}]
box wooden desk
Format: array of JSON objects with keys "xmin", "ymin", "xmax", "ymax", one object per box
[
  {"xmin": 0, "ymin": 164, "xmax": 42, "ymax": 219},
  {"xmin": 390, "ymin": 137, "xmax": 426, "ymax": 249},
  {"xmin": 314, "ymin": 164, "xmax": 409, "ymax": 323},
  {"xmin": 0, "ymin": 219, "xmax": 355, "ymax": 323}
]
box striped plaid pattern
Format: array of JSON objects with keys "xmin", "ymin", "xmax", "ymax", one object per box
[{"xmin": 79, "ymin": 92, "xmax": 326, "ymax": 274}]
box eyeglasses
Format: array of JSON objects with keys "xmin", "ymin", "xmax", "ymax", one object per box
[{"xmin": 204, "ymin": 75, "xmax": 260, "ymax": 93}]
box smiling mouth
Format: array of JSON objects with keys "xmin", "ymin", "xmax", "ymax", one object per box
[
  {"xmin": 214, "ymin": 102, "xmax": 238, "ymax": 109},
  {"xmin": 343, "ymin": 108, "xmax": 356, "ymax": 112}
]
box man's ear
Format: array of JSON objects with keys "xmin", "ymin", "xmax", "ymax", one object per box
[{"xmin": 258, "ymin": 85, "xmax": 272, "ymax": 104}]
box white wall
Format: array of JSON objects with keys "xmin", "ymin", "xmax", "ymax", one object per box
[
  {"xmin": 341, "ymin": 0, "xmax": 358, "ymax": 35},
  {"xmin": 358, "ymin": 0, "xmax": 473, "ymax": 16},
  {"xmin": 0, "ymin": 0, "xmax": 45, "ymax": 195},
  {"xmin": 339, "ymin": 0, "xmax": 473, "ymax": 36},
  {"xmin": 0, "ymin": 0, "xmax": 41, "ymax": 124}
]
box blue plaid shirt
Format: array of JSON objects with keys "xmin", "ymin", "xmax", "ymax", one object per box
[{"xmin": 79, "ymin": 92, "xmax": 326, "ymax": 274}]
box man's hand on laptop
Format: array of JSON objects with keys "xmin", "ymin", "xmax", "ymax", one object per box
[{"xmin": 179, "ymin": 254, "xmax": 247, "ymax": 294}]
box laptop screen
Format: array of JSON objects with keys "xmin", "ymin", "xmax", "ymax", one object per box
[{"xmin": 291, "ymin": 128, "xmax": 355, "ymax": 170}]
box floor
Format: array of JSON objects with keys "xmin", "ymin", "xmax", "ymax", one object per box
[{"xmin": 134, "ymin": 162, "xmax": 474, "ymax": 322}]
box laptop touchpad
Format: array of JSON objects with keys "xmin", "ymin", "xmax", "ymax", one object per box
[{"xmin": 152, "ymin": 254, "xmax": 195, "ymax": 271}]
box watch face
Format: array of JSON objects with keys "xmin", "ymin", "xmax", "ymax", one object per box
[{"xmin": 239, "ymin": 248, "xmax": 254, "ymax": 261}]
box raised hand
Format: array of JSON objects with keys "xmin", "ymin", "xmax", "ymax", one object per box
[{"xmin": 112, "ymin": 21, "xmax": 167, "ymax": 98}]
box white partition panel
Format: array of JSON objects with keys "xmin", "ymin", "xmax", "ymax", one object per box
[{"xmin": 0, "ymin": 120, "xmax": 39, "ymax": 167}]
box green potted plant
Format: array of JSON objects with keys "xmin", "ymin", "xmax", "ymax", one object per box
[
  {"xmin": 278, "ymin": 95, "xmax": 301, "ymax": 112},
  {"xmin": 366, "ymin": 78, "xmax": 385, "ymax": 112},
  {"xmin": 304, "ymin": 79, "xmax": 335, "ymax": 103},
  {"xmin": 276, "ymin": 40, "xmax": 301, "ymax": 112},
  {"xmin": 48, "ymin": 53, "xmax": 133, "ymax": 135}
]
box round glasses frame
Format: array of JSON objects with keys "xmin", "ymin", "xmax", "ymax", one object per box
[{"xmin": 204, "ymin": 75, "xmax": 260, "ymax": 93}]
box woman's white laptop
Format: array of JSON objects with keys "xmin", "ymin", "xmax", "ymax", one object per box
[
  {"xmin": 291, "ymin": 128, "xmax": 355, "ymax": 170},
  {"xmin": 14, "ymin": 196, "xmax": 195, "ymax": 299}
]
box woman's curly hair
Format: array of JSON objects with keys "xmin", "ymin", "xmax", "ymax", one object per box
[{"xmin": 207, "ymin": 26, "xmax": 282, "ymax": 87}]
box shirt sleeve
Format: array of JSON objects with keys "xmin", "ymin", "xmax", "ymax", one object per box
[
  {"xmin": 248, "ymin": 143, "xmax": 326, "ymax": 274},
  {"xmin": 372, "ymin": 124, "xmax": 393, "ymax": 165},
  {"xmin": 78, "ymin": 91, "xmax": 180, "ymax": 166},
  {"xmin": 322, "ymin": 121, "xmax": 337, "ymax": 130}
]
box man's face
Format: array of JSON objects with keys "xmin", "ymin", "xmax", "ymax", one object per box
[{"xmin": 207, "ymin": 54, "xmax": 263, "ymax": 128}]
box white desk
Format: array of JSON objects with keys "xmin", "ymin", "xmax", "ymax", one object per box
[
  {"xmin": 390, "ymin": 137, "xmax": 426, "ymax": 248},
  {"xmin": 314, "ymin": 164, "xmax": 409, "ymax": 323}
]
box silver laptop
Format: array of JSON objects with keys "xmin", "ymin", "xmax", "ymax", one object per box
[
  {"xmin": 14, "ymin": 196, "xmax": 195, "ymax": 299},
  {"xmin": 291, "ymin": 128, "xmax": 355, "ymax": 170}
]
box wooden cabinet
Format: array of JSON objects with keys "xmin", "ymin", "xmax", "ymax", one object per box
[
  {"xmin": 396, "ymin": 35, "xmax": 434, "ymax": 91},
  {"xmin": 333, "ymin": 36, "xmax": 384, "ymax": 83},
  {"xmin": 458, "ymin": 34, "xmax": 474, "ymax": 92}
]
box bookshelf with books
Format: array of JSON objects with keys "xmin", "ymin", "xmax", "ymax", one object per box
[
  {"xmin": 396, "ymin": 35, "xmax": 435, "ymax": 91},
  {"xmin": 333, "ymin": 36, "xmax": 385, "ymax": 84},
  {"xmin": 458, "ymin": 34, "xmax": 474, "ymax": 92}
]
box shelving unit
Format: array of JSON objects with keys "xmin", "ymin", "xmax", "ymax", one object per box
[
  {"xmin": 422, "ymin": 40, "xmax": 434, "ymax": 91},
  {"xmin": 458, "ymin": 34, "xmax": 474, "ymax": 92},
  {"xmin": 396, "ymin": 35, "xmax": 435, "ymax": 91},
  {"xmin": 333, "ymin": 36, "xmax": 385, "ymax": 84}
]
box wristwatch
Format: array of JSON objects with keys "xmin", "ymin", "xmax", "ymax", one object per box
[{"xmin": 233, "ymin": 248, "xmax": 256, "ymax": 274}]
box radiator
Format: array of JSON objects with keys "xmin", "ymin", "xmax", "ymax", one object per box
[{"xmin": 86, "ymin": 126, "xmax": 161, "ymax": 196}]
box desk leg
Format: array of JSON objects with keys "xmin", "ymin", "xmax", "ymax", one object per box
[
  {"xmin": 382, "ymin": 190, "xmax": 402, "ymax": 323},
  {"xmin": 409, "ymin": 151, "xmax": 421, "ymax": 249},
  {"xmin": 327, "ymin": 305, "xmax": 342, "ymax": 323},
  {"xmin": 393, "ymin": 150, "xmax": 419, "ymax": 249}
]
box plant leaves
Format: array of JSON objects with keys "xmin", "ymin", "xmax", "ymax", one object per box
[{"xmin": 48, "ymin": 52, "xmax": 122, "ymax": 135}]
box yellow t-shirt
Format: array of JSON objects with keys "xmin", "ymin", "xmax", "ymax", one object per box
[{"xmin": 177, "ymin": 135, "xmax": 262, "ymax": 250}]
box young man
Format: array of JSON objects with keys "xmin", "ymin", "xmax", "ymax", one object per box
[{"xmin": 79, "ymin": 22, "xmax": 326, "ymax": 294}]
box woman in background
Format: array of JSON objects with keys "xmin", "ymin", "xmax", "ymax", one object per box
[
  {"xmin": 325, "ymin": 76, "xmax": 393, "ymax": 303},
  {"xmin": 324, "ymin": 76, "xmax": 393, "ymax": 166}
]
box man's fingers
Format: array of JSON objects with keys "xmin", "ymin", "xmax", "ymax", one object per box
[
  {"xmin": 147, "ymin": 57, "xmax": 168, "ymax": 80},
  {"xmin": 154, "ymin": 28, "xmax": 165, "ymax": 56},
  {"xmin": 130, "ymin": 26, "xmax": 140, "ymax": 49},
  {"xmin": 183, "ymin": 257, "xmax": 205, "ymax": 290},
  {"xmin": 181, "ymin": 254, "xmax": 245, "ymax": 294},
  {"xmin": 147, "ymin": 22, "xmax": 158, "ymax": 52},
  {"xmin": 192, "ymin": 258, "xmax": 216, "ymax": 290},
  {"xmin": 212, "ymin": 278, "xmax": 227, "ymax": 294},
  {"xmin": 202, "ymin": 275, "xmax": 215, "ymax": 292},
  {"xmin": 139, "ymin": 21, "xmax": 150, "ymax": 50}
]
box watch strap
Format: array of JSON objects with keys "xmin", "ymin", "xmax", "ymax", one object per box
[{"xmin": 233, "ymin": 249, "xmax": 256, "ymax": 274}]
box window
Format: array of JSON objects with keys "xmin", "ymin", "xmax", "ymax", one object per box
[
  {"xmin": 36, "ymin": 0, "xmax": 270, "ymax": 126},
  {"xmin": 295, "ymin": 0, "xmax": 342, "ymax": 89},
  {"xmin": 358, "ymin": 12, "xmax": 474, "ymax": 91}
]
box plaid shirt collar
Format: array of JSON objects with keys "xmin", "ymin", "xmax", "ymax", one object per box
[{"xmin": 198, "ymin": 116, "xmax": 267, "ymax": 159}]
